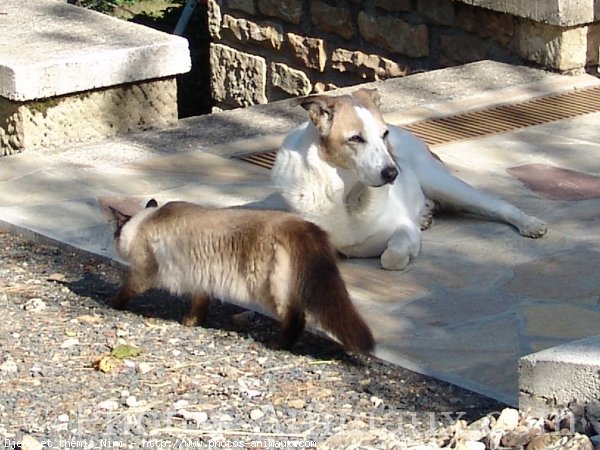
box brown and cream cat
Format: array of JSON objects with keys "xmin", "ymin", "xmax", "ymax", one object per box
[{"xmin": 108, "ymin": 200, "xmax": 374, "ymax": 353}]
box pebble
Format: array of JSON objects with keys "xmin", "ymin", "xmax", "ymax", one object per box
[
  {"xmin": 250, "ymin": 409, "xmax": 264, "ymax": 421},
  {"xmin": 125, "ymin": 395, "xmax": 138, "ymax": 407},
  {"xmin": 173, "ymin": 399, "xmax": 190, "ymax": 410},
  {"xmin": 456, "ymin": 442, "xmax": 486, "ymax": 450},
  {"xmin": 47, "ymin": 273, "xmax": 66, "ymax": 282},
  {"xmin": 20, "ymin": 435, "xmax": 43, "ymax": 450},
  {"xmin": 137, "ymin": 362, "xmax": 152, "ymax": 374},
  {"xmin": 29, "ymin": 365, "xmax": 43, "ymax": 377},
  {"xmin": 0, "ymin": 358, "xmax": 18, "ymax": 375},
  {"xmin": 245, "ymin": 389, "xmax": 262, "ymax": 399},
  {"xmin": 23, "ymin": 298, "xmax": 46, "ymax": 311},
  {"xmin": 96, "ymin": 400, "xmax": 119, "ymax": 411},
  {"xmin": 180, "ymin": 410, "xmax": 209, "ymax": 424},
  {"xmin": 371, "ymin": 396, "xmax": 384, "ymax": 408},
  {"xmin": 60, "ymin": 337, "xmax": 79, "ymax": 349},
  {"xmin": 57, "ymin": 413, "xmax": 69, "ymax": 422},
  {"xmin": 495, "ymin": 407, "xmax": 520, "ymax": 431}
]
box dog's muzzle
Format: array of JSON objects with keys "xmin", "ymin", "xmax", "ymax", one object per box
[{"xmin": 381, "ymin": 165, "xmax": 398, "ymax": 184}]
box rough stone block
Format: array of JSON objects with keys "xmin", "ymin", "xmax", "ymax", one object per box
[
  {"xmin": 227, "ymin": 0, "xmax": 257, "ymax": 15},
  {"xmin": 0, "ymin": 79, "xmax": 178, "ymax": 155},
  {"xmin": 209, "ymin": 43, "xmax": 267, "ymax": 109},
  {"xmin": 439, "ymin": 32, "xmax": 489, "ymax": 66},
  {"xmin": 519, "ymin": 335, "xmax": 600, "ymax": 418},
  {"xmin": 586, "ymin": 22, "xmax": 600, "ymax": 66},
  {"xmin": 455, "ymin": 4, "xmax": 516, "ymax": 48},
  {"xmin": 208, "ymin": 0, "xmax": 223, "ymax": 39},
  {"xmin": 357, "ymin": 11, "xmax": 429, "ymax": 58},
  {"xmin": 374, "ymin": 0, "xmax": 412, "ymax": 12},
  {"xmin": 258, "ymin": 0, "xmax": 303, "ymax": 24},
  {"xmin": 516, "ymin": 20, "xmax": 588, "ymax": 70},
  {"xmin": 270, "ymin": 63, "xmax": 312, "ymax": 96},
  {"xmin": 311, "ymin": 1, "xmax": 355, "ymax": 40},
  {"xmin": 222, "ymin": 14, "xmax": 284, "ymax": 49},
  {"xmin": 287, "ymin": 33, "xmax": 327, "ymax": 72},
  {"xmin": 331, "ymin": 49, "xmax": 409, "ymax": 80},
  {"xmin": 417, "ymin": 0, "xmax": 456, "ymax": 26}
]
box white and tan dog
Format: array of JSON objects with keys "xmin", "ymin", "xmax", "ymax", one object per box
[{"xmin": 271, "ymin": 89, "xmax": 547, "ymax": 270}]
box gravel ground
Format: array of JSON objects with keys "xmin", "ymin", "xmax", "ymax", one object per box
[{"xmin": 0, "ymin": 230, "xmax": 504, "ymax": 449}]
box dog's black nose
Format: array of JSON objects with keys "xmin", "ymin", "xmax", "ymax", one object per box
[{"xmin": 381, "ymin": 165, "xmax": 398, "ymax": 183}]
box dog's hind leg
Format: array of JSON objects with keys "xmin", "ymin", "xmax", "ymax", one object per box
[{"xmin": 420, "ymin": 165, "xmax": 547, "ymax": 238}]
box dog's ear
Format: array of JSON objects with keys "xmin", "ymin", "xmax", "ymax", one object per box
[
  {"xmin": 296, "ymin": 95, "xmax": 336, "ymax": 136},
  {"xmin": 353, "ymin": 88, "xmax": 381, "ymax": 107}
]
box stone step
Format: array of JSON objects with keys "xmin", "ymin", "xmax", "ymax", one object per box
[
  {"xmin": 519, "ymin": 335, "xmax": 600, "ymax": 419},
  {"xmin": 0, "ymin": 0, "xmax": 191, "ymax": 154}
]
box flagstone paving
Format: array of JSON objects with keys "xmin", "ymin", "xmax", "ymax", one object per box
[{"xmin": 1, "ymin": 62, "xmax": 599, "ymax": 405}]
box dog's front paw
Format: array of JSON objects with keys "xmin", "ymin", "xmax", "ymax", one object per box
[
  {"xmin": 519, "ymin": 216, "xmax": 548, "ymax": 238},
  {"xmin": 381, "ymin": 249, "xmax": 410, "ymax": 271},
  {"xmin": 382, "ymin": 227, "xmax": 422, "ymax": 270},
  {"xmin": 419, "ymin": 199, "xmax": 437, "ymax": 230}
]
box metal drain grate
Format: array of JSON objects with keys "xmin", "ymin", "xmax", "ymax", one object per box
[
  {"xmin": 232, "ymin": 85, "xmax": 600, "ymax": 169},
  {"xmin": 233, "ymin": 149, "xmax": 279, "ymax": 170}
]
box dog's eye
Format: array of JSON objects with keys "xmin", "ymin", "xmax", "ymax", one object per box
[
  {"xmin": 382, "ymin": 129, "xmax": 389, "ymax": 140},
  {"xmin": 348, "ymin": 134, "xmax": 365, "ymax": 144}
]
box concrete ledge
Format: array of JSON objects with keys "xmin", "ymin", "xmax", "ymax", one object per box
[
  {"xmin": 519, "ymin": 335, "xmax": 600, "ymax": 417},
  {"xmin": 456, "ymin": 0, "xmax": 600, "ymax": 26},
  {"xmin": 0, "ymin": 0, "xmax": 191, "ymax": 101},
  {"xmin": 0, "ymin": 0, "xmax": 191, "ymax": 154}
]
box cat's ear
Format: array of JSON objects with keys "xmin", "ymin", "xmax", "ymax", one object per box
[{"xmin": 108, "ymin": 206, "xmax": 132, "ymax": 239}]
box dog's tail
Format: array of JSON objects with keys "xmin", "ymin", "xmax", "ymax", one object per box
[{"xmin": 287, "ymin": 220, "xmax": 375, "ymax": 354}]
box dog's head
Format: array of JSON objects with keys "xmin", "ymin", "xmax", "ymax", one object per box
[{"xmin": 297, "ymin": 89, "xmax": 398, "ymax": 187}]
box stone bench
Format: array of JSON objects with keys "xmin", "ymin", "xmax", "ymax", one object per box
[{"xmin": 0, "ymin": 0, "xmax": 191, "ymax": 155}]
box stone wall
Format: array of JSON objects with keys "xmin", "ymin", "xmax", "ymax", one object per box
[
  {"xmin": 207, "ymin": 0, "xmax": 600, "ymax": 110},
  {"xmin": 0, "ymin": 79, "xmax": 178, "ymax": 156}
]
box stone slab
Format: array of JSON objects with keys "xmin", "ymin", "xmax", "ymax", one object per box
[
  {"xmin": 1, "ymin": 61, "xmax": 600, "ymax": 407},
  {"xmin": 519, "ymin": 335, "xmax": 600, "ymax": 417},
  {"xmin": 507, "ymin": 163, "xmax": 600, "ymax": 201},
  {"xmin": 0, "ymin": 0, "xmax": 191, "ymax": 101},
  {"xmin": 456, "ymin": 0, "xmax": 599, "ymax": 26}
]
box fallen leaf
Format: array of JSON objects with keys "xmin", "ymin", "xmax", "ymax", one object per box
[
  {"xmin": 47, "ymin": 273, "xmax": 66, "ymax": 282},
  {"xmin": 96, "ymin": 356, "xmax": 120, "ymax": 373},
  {"xmin": 77, "ymin": 314, "xmax": 103, "ymax": 324},
  {"xmin": 110, "ymin": 344, "xmax": 142, "ymax": 359},
  {"xmin": 287, "ymin": 399, "xmax": 305, "ymax": 409}
]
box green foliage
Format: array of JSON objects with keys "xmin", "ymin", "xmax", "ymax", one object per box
[{"xmin": 69, "ymin": 0, "xmax": 140, "ymax": 14}]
